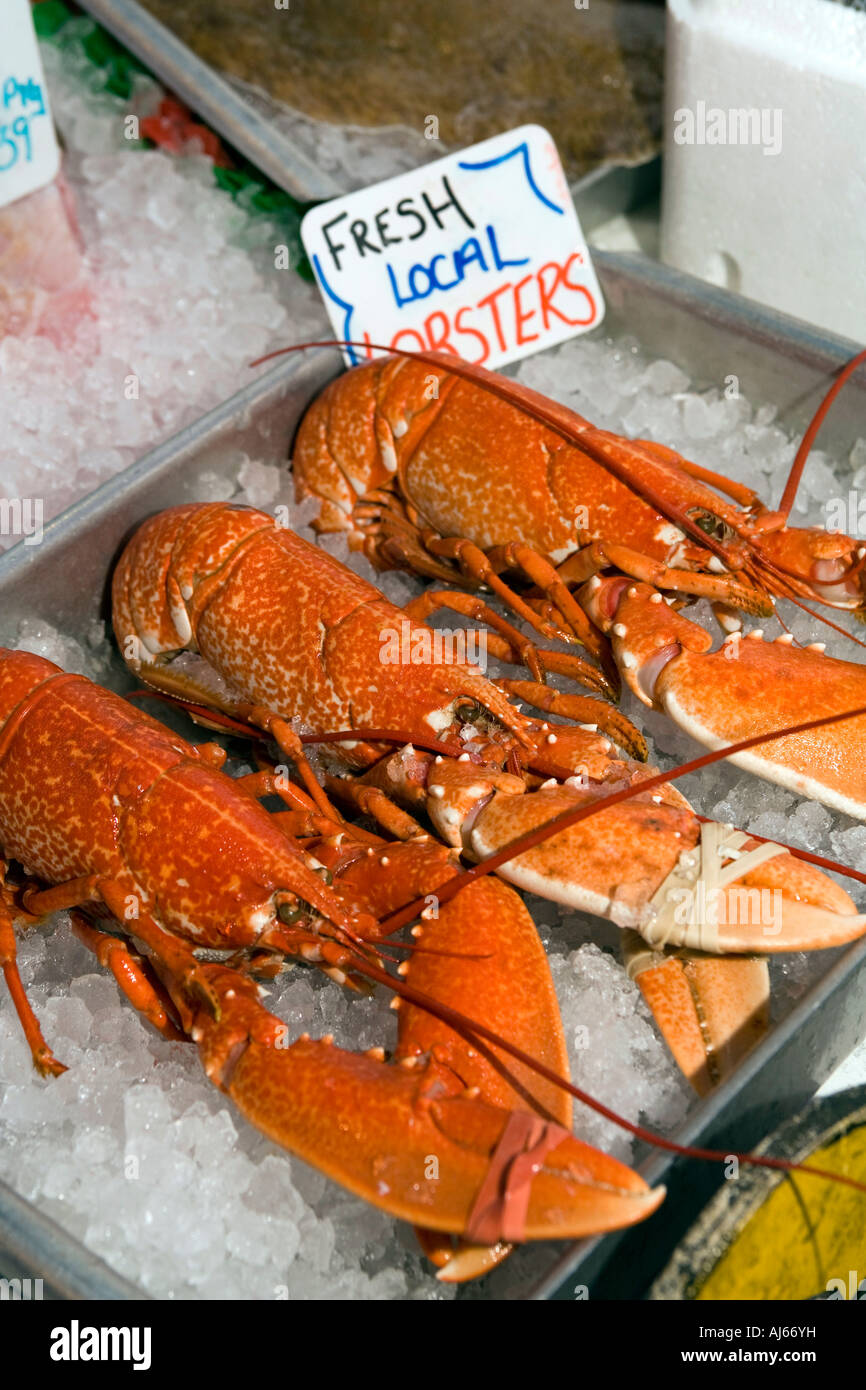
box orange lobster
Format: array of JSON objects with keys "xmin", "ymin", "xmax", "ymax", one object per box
[
  {"xmin": 111, "ymin": 504, "xmax": 866, "ymax": 1099},
  {"xmin": 290, "ymin": 348, "xmax": 866, "ymax": 820},
  {"xmin": 0, "ymin": 646, "xmax": 667, "ymax": 1280}
]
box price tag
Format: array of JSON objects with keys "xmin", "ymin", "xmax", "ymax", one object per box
[
  {"xmin": 0, "ymin": 0, "xmax": 60, "ymax": 208},
  {"xmin": 301, "ymin": 124, "xmax": 604, "ymax": 369}
]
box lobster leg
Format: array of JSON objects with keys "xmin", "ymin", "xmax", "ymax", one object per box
[
  {"xmin": 21, "ymin": 874, "xmax": 102, "ymax": 916},
  {"xmin": 97, "ymin": 882, "xmax": 222, "ymax": 1017},
  {"xmin": 422, "ymin": 533, "xmax": 579, "ymax": 646},
  {"xmin": 404, "ymin": 588, "xmax": 546, "ymax": 681},
  {"xmin": 487, "ymin": 540, "xmax": 615, "ymax": 662},
  {"xmin": 413, "ymin": 528, "xmax": 616, "ymax": 681},
  {"xmin": 237, "ymin": 771, "xmax": 346, "ymax": 839},
  {"xmin": 0, "ymin": 869, "xmax": 67, "ymax": 1077},
  {"xmin": 0, "ymin": 859, "xmax": 186, "ymax": 1070},
  {"xmin": 236, "ymin": 763, "xmax": 385, "ymax": 847},
  {"xmin": 558, "ymin": 541, "xmax": 772, "ymax": 614},
  {"xmin": 371, "ymin": 525, "xmax": 484, "ymax": 587},
  {"xmin": 237, "ymin": 707, "xmax": 346, "ymax": 824},
  {"xmin": 2, "ymin": 869, "xmax": 174, "ymax": 1075},
  {"xmin": 322, "ymin": 776, "xmax": 430, "ymax": 842},
  {"xmin": 69, "ymin": 912, "xmax": 183, "ymax": 1042},
  {"xmin": 403, "ymin": 588, "xmax": 615, "ymax": 695},
  {"xmin": 495, "ymin": 679, "xmax": 648, "ymax": 762}
]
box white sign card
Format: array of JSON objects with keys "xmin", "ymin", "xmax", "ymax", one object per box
[
  {"xmin": 301, "ymin": 124, "xmax": 604, "ymax": 369},
  {"xmin": 0, "ymin": 0, "xmax": 61, "ymax": 208}
]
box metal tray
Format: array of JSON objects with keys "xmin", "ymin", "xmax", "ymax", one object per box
[
  {"xmin": 1, "ymin": 252, "xmax": 866, "ymax": 1300},
  {"xmin": 76, "ymin": 0, "xmax": 661, "ymax": 226}
]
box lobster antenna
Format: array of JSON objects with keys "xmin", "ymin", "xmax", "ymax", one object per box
[
  {"xmin": 777, "ymin": 345, "xmax": 866, "ymax": 521},
  {"xmin": 761, "ymin": 586, "xmax": 866, "ymax": 652},
  {"xmin": 127, "ymin": 689, "xmax": 271, "ymax": 740},
  {"xmin": 345, "ymin": 937, "xmax": 866, "ymax": 1196},
  {"xmin": 299, "ymin": 727, "xmax": 468, "ymax": 759}
]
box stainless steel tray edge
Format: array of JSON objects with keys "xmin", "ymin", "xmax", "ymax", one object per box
[
  {"xmin": 0, "ymin": 1177, "xmax": 146, "ymax": 1299},
  {"xmin": 593, "ymin": 249, "xmax": 866, "ymax": 431}
]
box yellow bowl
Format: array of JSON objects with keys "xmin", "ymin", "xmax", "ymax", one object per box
[{"xmin": 651, "ymin": 1087, "xmax": 866, "ymax": 1301}]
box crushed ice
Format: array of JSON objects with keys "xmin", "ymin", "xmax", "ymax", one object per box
[{"xmin": 0, "ymin": 26, "xmax": 327, "ymax": 540}]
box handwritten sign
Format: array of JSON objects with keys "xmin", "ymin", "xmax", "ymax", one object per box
[
  {"xmin": 301, "ymin": 124, "xmax": 604, "ymax": 368},
  {"xmin": 0, "ymin": 0, "xmax": 60, "ymax": 208}
]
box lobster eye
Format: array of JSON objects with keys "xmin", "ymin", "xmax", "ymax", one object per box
[
  {"xmin": 277, "ymin": 900, "xmax": 306, "ymax": 926},
  {"xmin": 688, "ymin": 509, "xmax": 734, "ymax": 543},
  {"xmin": 454, "ymin": 699, "xmax": 506, "ymax": 739}
]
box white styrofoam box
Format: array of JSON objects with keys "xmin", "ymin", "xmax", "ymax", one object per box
[{"xmin": 661, "ymin": 0, "xmax": 866, "ymax": 341}]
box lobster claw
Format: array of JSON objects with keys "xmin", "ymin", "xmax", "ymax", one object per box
[
  {"xmin": 467, "ymin": 783, "xmax": 866, "ymax": 956},
  {"xmin": 193, "ymin": 967, "xmax": 664, "ymax": 1242},
  {"xmin": 464, "ymin": 781, "xmax": 866, "ymax": 953},
  {"xmin": 326, "ymin": 852, "xmax": 582, "ymax": 1276},
  {"xmin": 580, "ymin": 576, "xmax": 866, "ymax": 822},
  {"xmin": 419, "ymin": 752, "xmax": 864, "ymax": 1089},
  {"xmin": 622, "ymin": 933, "xmax": 770, "ymax": 1096},
  {"xmin": 393, "ymin": 873, "xmax": 573, "ymax": 1279}
]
